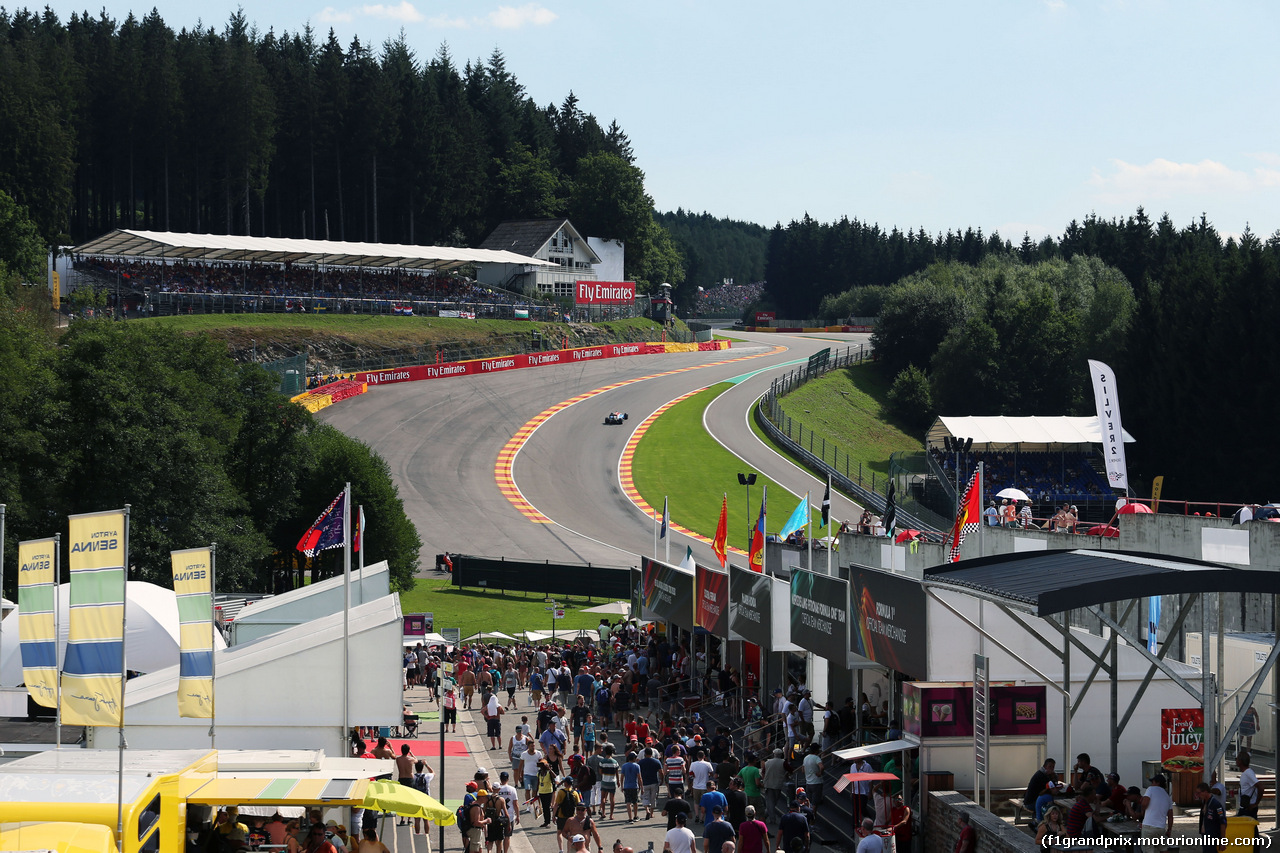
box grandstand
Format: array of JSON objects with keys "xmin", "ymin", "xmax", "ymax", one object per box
[
  {"xmin": 924, "ymin": 416, "xmax": 1136, "ymax": 523},
  {"xmin": 66, "ymin": 230, "xmax": 567, "ymax": 320}
]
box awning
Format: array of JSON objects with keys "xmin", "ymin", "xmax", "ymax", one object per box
[
  {"xmin": 832, "ymin": 738, "xmax": 919, "ymax": 763},
  {"xmin": 179, "ymin": 775, "xmax": 371, "ymax": 806},
  {"xmin": 71, "ymin": 230, "xmax": 557, "ymax": 273},
  {"xmin": 923, "ymin": 549, "xmax": 1274, "ymax": 617},
  {"xmin": 926, "ymin": 416, "xmax": 1136, "ymax": 451}
]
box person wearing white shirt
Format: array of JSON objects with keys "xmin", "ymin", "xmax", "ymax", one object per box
[
  {"xmin": 1139, "ymin": 774, "xmax": 1174, "ymax": 842},
  {"xmin": 854, "ymin": 817, "xmax": 883, "ymax": 853},
  {"xmin": 689, "ymin": 754, "xmax": 715, "ymax": 813},
  {"xmin": 664, "ymin": 813, "xmax": 696, "ymax": 853},
  {"xmin": 499, "ymin": 772, "xmax": 522, "ymax": 828},
  {"xmin": 1237, "ymin": 750, "xmax": 1260, "ymax": 818},
  {"xmin": 852, "ymin": 759, "xmax": 873, "ymax": 824}
]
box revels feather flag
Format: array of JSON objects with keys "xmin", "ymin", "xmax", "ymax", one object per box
[
  {"xmin": 660, "ymin": 497, "xmax": 669, "ymax": 540},
  {"xmin": 17, "ymin": 538, "xmax": 58, "ymax": 708},
  {"xmin": 712, "ymin": 494, "xmax": 729, "ymax": 569},
  {"xmin": 354, "ymin": 506, "xmax": 365, "ymax": 554},
  {"xmin": 172, "ymin": 547, "xmax": 214, "ymax": 718},
  {"xmin": 1088, "ymin": 359, "xmax": 1130, "ymax": 491},
  {"xmin": 62, "ymin": 509, "xmax": 127, "ymax": 727},
  {"xmin": 946, "ymin": 469, "xmax": 981, "ymax": 563},
  {"xmin": 778, "ymin": 493, "xmax": 810, "ymax": 540},
  {"xmin": 297, "ymin": 490, "xmax": 347, "ymax": 557},
  {"xmin": 748, "ymin": 486, "xmax": 767, "ymax": 572}
]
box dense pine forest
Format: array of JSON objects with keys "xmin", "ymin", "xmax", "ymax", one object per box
[{"xmin": 0, "ymin": 7, "xmax": 685, "ymax": 286}]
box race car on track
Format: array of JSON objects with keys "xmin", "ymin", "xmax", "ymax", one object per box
[{"xmin": 604, "ymin": 412, "xmax": 629, "ymax": 425}]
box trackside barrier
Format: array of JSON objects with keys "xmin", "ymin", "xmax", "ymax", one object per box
[
  {"xmin": 451, "ymin": 554, "xmax": 631, "ymax": 599},
  {"xmin": 742, "ymin": 324, "xmax": 874, "ymax": 333},
  {"xmin": 343, "ymin": 340, "xmax": 728, "ymax": 388},
  {"xmin": 292, "ymin": 380, "xmax": 369, "ymax": 412}
]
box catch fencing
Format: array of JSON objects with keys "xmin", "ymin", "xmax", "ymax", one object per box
[{"xmin": 756, "ymin": 344, "xmax": 946, "ymax": 533}]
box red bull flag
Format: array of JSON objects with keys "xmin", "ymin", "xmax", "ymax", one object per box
[
  {"xmin": 946, "ymin": 469, "xmax": 982, "ymax": 563},
  {"xmin": 712, "ymin": 494, "xmax": 729, "ymax": 568},
  {"xmin": 748, "ymin": 486, "xmax": 767, "ymax": 572}
]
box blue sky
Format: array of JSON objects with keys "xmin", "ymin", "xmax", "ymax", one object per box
[{"xmin": 45, "ymin": 1, "xmax": 1280, "ymax": 240}]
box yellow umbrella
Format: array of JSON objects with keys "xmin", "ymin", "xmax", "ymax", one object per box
[
  {"xmin": 0, "ymin": 822, "xmax": 116, "ymax": 853},
  {"xmin": 362, "ymin": 780, "xmax": 456, "ymax": 824}
]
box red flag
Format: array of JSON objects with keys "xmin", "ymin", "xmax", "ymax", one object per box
[
  {"xmin": 946, "ymin": 468, "xmax": 982, "ymax": 563},
  {"xmin": 712, "ymin": 494, "xmax": 729, "ymax": 568},
  {"xmin": 748, "ymin": 486, "xmax": 767, "ymax": 572},
  {"xmin": 295, "ymin": 490, "xmax": 347, "ymax": 557}
]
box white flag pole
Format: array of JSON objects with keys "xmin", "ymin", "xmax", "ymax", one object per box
[
  {"xmin": 54, "ymin": 532, "xmax": 61, "ymax": 749},
  {"xmin": 806, "ymin": 493, "xmax": 813, "ymax": 571},
  {"xmin": 664, "ymin": 497, "xmax": 670, "ymax": 564},
  {"xmin": 210, "ymin": 542, "xmax": 217, "ymax": 749},
  {"xmin": 826, "ymin": 475, "xmax": 833, "ymax": 575},
  {"xmin": 357, "ymin": 505, "xmax": 365, "ymax": 606},
  {"xmin": 343, "ymin": 483, "xmax": 352, "ymax": 755},
  {"xmin": 653, "ymin": 508, "xmax": 658, "ymax": 559},
  {"xmin": 116, "ymin": 505, "xmax": 132, "ymax": 851}
]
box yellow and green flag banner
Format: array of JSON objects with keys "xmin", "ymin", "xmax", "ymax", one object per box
[
  {"xmin": 17, "ymin": 538, "xmax": 58, "ymax": 708},
  {"xmin": 171, "ymin": 547, "xmax": 214, "ymax": 718},
  {"xmin": 61, "ymin": 509, "xmax": 127, "ymax": 727}
]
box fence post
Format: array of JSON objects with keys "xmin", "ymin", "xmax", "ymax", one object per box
[
  {"xmin": 859, "ymin": 463, "xmax": 862, "ymax": 486},
  {"xmin": 873, "ymin": 473, "xmax": 877, "ymax": 492},
  {"xmin": 822, "ymin": 437, "xmax": 826, "ymax": 460}
]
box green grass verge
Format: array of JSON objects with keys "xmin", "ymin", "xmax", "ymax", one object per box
[
  {"xmin": 774, "ymin": 362, "xmax": 923, "ymax": 481},
  {"xmin": 399, "ymin": 577, "xmax": 616, "ymax": 639},
  {"xmin": 631, "ymin": 384, "xmax": 822, "ymax": 555}
]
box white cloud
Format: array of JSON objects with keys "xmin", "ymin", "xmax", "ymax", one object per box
[
  {"xmin": 361, "ymin": 1, "xmax": 425, "ymax": 22},
  {"xmin": 1087, "ymin": 157, "xmax": 1278, "ymax": 204},
  {"xmin": 1043, "ymin": 0, "xmax": 1067, "ymax": 11},
  {"xmin": 425, "ymin": 13, "xmax": 469, "ymax": 28},
  {"xmin": 317, "ymin": 6, "xmax": 354, "ymax": 23},
  {"xmin": 485, "ymin": 3, "xmax": 558, "ymax": 29}
]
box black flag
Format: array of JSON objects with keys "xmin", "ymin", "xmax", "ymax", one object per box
[
  {"xmin": 821, "ymin": 479, "xmax": 831, "ymax": 528},
  {"xmin": 883, "ymin": 479, "xmax": 897, "ymax": 537}
]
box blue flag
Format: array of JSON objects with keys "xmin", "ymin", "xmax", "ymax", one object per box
[
  {"xmin": 660, "ymin": 496, "xmax": 669, "ymax": 540},
  {"xmin": 296, "ymin": 490, "xmax": 347, "ymax": 557},
  {"xmin": 778, "ymin": 493, "xmax": 810, "ymax": 539}
]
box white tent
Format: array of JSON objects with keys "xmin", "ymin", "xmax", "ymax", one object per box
[
  {"xmin": 230, "ymin": 561, "xmax": 390, "ymax": 645},
  {"xmin": 0, "ymin": 581, "xmax": 227, "ymax": 688},
  {"xmin": 926, "ymin": 416, "xmax": 1137, "ymax": 452},
  {"xmin": 86, "ymin": 594, "xmax": 403, "ymax": 755}
]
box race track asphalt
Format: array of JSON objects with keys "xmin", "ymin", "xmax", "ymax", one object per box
[{"xmin": 319, "ymin": 331, "xmax": 873, "ymax": 574}]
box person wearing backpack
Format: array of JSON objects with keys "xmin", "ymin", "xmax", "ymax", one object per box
[
  {"xmin": 552, "ymin": 778, "xmax": 582, "ymax": 842},
  {"xmin": 412, "ymin": 760, "xmax": 435, "ymax": 836}
]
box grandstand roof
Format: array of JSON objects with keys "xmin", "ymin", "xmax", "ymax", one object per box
[
  {"xmin": 71, "ymin": 229, "xmax": 557, "ymax": 272},
  {"xmin": 927, "ymin": 415, "xmax": 1136, "ymax": 451}
]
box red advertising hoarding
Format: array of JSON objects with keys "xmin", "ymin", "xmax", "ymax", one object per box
[
  {"xmin": 1160, "ymin": 708, "xmax": 1205, "ymax": 776},
  {"xmin": 755, "ymin": 311, "xmax": 776, "ymax": 323},
  {"xmin": 575, "ymin": 280, "xmax": 636, "ymax": 305},
  {"xmin": 695, "ymin": 565, "xmax": 729, "ymax": 636}
]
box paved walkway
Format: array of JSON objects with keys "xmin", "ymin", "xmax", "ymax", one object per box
[{"xmin": 381, "ymin": 686, "xmax": 845, "ymax": 853}]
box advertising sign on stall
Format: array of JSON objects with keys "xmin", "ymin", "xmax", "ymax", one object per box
[
  {"xmin": 1160, "ymin": 708, "xmax": 1205, "ymax": 776},
  {"xmin": 695, "ymin": 565, "xmax": 729, "ymax": 636},
  {"xmin": 728, "ymin": 565, "xmax": 772, "ymax": 647},
  {"xmin": 642, "ymin": 556, "xmax": 695, "ymax": 627},
  {"xmin": 755, "ymin": 311, "xmax": 776, "ymax": 324},
  {"xmin": 850, "ymin": 568, "xmax": 929, "ymax": 680},
  {"xmin": 789, "ymin": 569, "xmax": 849, "ymax": 663}
]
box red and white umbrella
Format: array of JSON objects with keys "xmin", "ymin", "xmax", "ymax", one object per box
[
  {"xmin": 1117, "ymin": 501, "xmax": 1153, "ymax": 515},
  {"xmin": 834, "ymin": 772, "xmax": 900, "ymax": 793}
]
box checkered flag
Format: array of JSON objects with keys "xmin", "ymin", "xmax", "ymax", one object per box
[{"xmin": 946, "ymin": 469, "xmax": 981, "ymax": 563}]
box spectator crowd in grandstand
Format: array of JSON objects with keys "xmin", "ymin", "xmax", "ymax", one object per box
[
  {"xmin": 696, "ymin": 282, "xmax": 764, "ymax": 316},
  {"xmin": 933, "ymin": 448, "xmax": 1112, "ymax": 506},
  {"xmin": 77, "ymin": 257, "xmax": 531, "ymax": 307}
]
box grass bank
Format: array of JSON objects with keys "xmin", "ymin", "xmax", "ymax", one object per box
[
  {"xmin": 773, "ymin": 362, "xmax": 923, "ymax": 483},
  {"xmin": 399, "ymin": 577, "xmax": 613, "ymax": 640},
  {"xmin": 148, "ymin": 314, "xmax": 680, "ymax": 354},
  {"xmin": 631, "ymin": 384, "xmax": 818, "ymax": 555}
]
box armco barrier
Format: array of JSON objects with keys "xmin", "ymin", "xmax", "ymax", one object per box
[
  {"xmin": 292, "ymin": 380, "xmax": 368, "ymax": 412},
  {"xmin": 345, "ymin": 339, "xmax": 728, "ymax": 388},
  {"xmin": 742, "ymin": 324, "xmax": 874, "ymax": 333}
]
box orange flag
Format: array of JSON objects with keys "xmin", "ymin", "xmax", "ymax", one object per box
[{"xmin": 712, "ymin": 493, "xmax": 729, "ymax": 568}]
